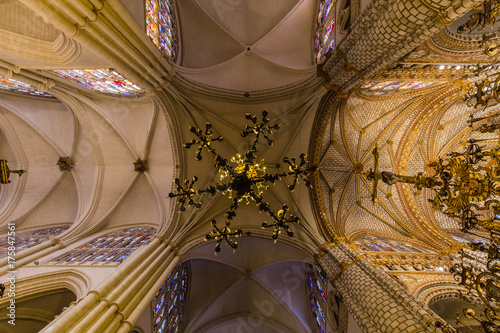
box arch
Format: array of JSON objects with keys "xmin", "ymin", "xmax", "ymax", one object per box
[
  {"xmin": 181, "ymin": 237, "xmax": 315, "ymax": 333},
  {"xmin": 0, "ymin": 287, "xmax": 77, "ymax": 333},
  {"xmin": 0, "ymin": 270, "xmax": 90, "ymax": 305}
]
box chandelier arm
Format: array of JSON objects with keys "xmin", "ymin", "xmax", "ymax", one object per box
[
  {"xmin": 250, "ymin": 131, "xmax": 261, "ymax": 154},
  {"xmin": 184, "ymin": 123, "xmax": 224, "ymax": 161},
  {"xmin": 204, "ymin": 219, "xmax": 242, "ymax": 253},
  {"xmin": 250, "ymin": 192, "xmax": 273, "ymax": 215},
  {"xmin": 241, "ymin": 110, "xmax": 279, "ymax": 152},
  {"xmin": 168, "ymin": 177, "xmax": 204, "ymax": 211},
  {"xmin": 225, "ymin": 197, "xmax": 241, "ymax": 220}
]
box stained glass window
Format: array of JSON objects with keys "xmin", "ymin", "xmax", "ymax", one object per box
[
  {"xmin": 360, "ymin": 80, "xmax": 441, "ymax": 96},
  {"xmin": 376, "ymin": 242, "xmax": 395, "ymax": 252},
  {"xmin": 49, "ymin": 227, "xmax": 155, "ymax": 265},
  {"xmin": 354, "ymin": 242, "xmax": 370, "ymax": 251},
  {"xmin": 388, "ymin": 243, "xmax": 412, "ymax": 252},
  {"xmin": 316, "ymin": 280, "xmax": 327, "ymax": 301},
  {"xmin": 146, "ymin": 0, "xmax": 178, "ymax": 62},
  {"xmin": 0, "ymin": 78, "xmax": 53, "ymax": 97},
  {"xmin": 152, "ymin": 262, "xmax": 188, "ymax": 333},
  {"xmin": 319, "ymin": 0, "xmax": 334, "ymax": 24},
  {"xmin": 365, "ymin": 243, "xmax": 382, "ymax": 251},
  {"xmin": 308, "ymin": 265, "xmax": 329, "ymax": 333},
  {"xmin": 316, "ymin": 0, "xmax": 336, "ymax": 63},
  {"xmin": 51, "ymin": 69, "xmax": 144, "ymax": 97},
  {"xmin": 0, "ymin": 227, "xmax": 68, "ymax": 258},
  {"xmin": 355, "ymin": 236, "xmax": 430, "ymax": 253}
]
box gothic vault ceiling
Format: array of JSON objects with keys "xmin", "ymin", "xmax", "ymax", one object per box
[
  {"xmin": 174, "ymin": 0, "xmax": 318, "ymax": 92},
  {"xmin": 310, "ymin": 83, "xmax": 497, "ymax": 251}
]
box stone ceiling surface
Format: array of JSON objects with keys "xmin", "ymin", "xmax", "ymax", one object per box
[
  {"xmin": 311, "ymin": 83, "xmax": 498, "ymax": 252},
  {"xmin": 175, "ymin": 0, "xmax": 317, "ymax": 92},
  {"xmin": 0, "ymin": 91, "xmax": 171, "ymax": 242},
  {"xmin": 2, "ymin": 0, "xmax": 499, "ymax": 331},
  {"xmin": 184, "ymin": 238, "xmax": 314, "ymax": 333}
]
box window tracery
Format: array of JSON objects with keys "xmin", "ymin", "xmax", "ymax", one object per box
[
  {"xmin": 451, "ymin": 233, "xmax": 490, "ymax": 244},
  {"xmin": 308, "ymin": 265, "xmax": 329, "ymax": 333},
  {"xmin": 152, "ymin": 262, "xmax": 188, "ymax": 333},
  {"xmin": 359, "ymin": 80, "xmax": 439, "ymax": 96},
  {"xmin": 0, "ymin": 227, "xmax": 68, "ymax": 258},
  {"xmin": 315, "ymin": 0, "xmax": 336, "ymax": 63},
  {"xmin": 51, "ymin": 69, "xmax": 144, "ymax": 97},
  {"xmin": 339, "ymin": 0, "xmax": 351, "ymax": 32},
  {"xmin": 0, "ymin": 78, "xmax": 53, "ymax": 97},
  {"xmin": 354, "ymin": 236, "xmax": 430, "ymax": 253},
  {"xmin": 49, "ymin": 227, "xmax": 155, "ymax": 265},
  {"xmin": 328, "ymin": 291, "xmax": 348, "ymax": 333},
  {"xmin": 146, "ymin": 0, "xmax": 179, "ymax": 62}
]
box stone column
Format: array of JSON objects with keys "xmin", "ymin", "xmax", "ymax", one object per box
[
  {"xmin": 320, "ymin": 0, "xmax": 483, "ymax": 91},
  {"xmin": 40, "ymin": 238, "xmax": 180, "ymax": 333},
  {"xmin": 319, "ymin": 243, "xmax": 443, "ymax": 332}
]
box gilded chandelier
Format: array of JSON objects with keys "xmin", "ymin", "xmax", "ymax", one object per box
[
  {"xmin": 366, "ymin": 113, "xmax": 500, "ymax": 330},
  {"xmin": 169, "ymin": 110, "xmax": 316, "ymax": 253}
]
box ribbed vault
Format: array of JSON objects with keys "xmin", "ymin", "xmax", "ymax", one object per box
[
  {"xmin": 175, "ymin": 0, "xmax": 317, "ymax": 92},
  {"xmin": 183, "ymin": 237, "xmax": 315, "ymax": 333},
  {"xmin": 310, "ymin": 83, "xmax": 495, "ymax": 251}
]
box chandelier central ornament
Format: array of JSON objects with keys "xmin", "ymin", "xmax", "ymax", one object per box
[{"xmin": 169, "ymin": 110, "xmax": 316, "ymax": 252}]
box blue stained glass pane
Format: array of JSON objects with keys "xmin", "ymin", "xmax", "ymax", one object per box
[
  {"xmin": 0, "ymin": 227, "xmax": 67, "ymax": 259},
  {"xmin": 52, "ymin": 69, "xmax": 144, "ymax": 97},
  {"xmin": 316, "ymin": 280, "xmax": 326, "ymax": 301},
  {"xmin": 376, "ymin": 242, "xmax": 395, "ymax": 252},
  {"xmin": 316, "ymin": 299, "xmax": 325, "ymax": 323},
  {"xmin": 154, "ymin": 294, "xmax": 165, "ymax": 314},
  {"xmin": 146, "ymin": 0, "xmax": 178, "ymax": 61},
  {"xmin": 323, "ymin": 19, "xmax": 335, "ymax": 43},
  {"xmin": 365, "ymin": 243, "xmax": 382, "ymax": 251},
  {"xmin": 308, "ymin": 276, "xmax": 313, "ymax": 291},
  {"xmin": 51, "ymin": 228, "xmax": 155, "ymax": 265},
  {"xmin": 79, "ymin": 253, "xmax": 96, "ymax": 262},
  {"xmin": 321, "ymin": 0, "xmax": 333, "ymax": 22},
  {"xmin": 114, "ymin": 252, "xmax": 130, "ymax": 262},
  {"xmin": 151, "ymin": 262, "xmax": 188, "ymax": 333},
  {"xmin": 103, "ymin": 253, "xmax": 117, "ymax": 262},
  {"xmin": 325, "ymin": 38, "xmax": 335, "ymax": 53},
  {"xmin": 317, "ymin": 269, "xmax": 327, "ymax": 285},
  {"xmin": 67, "ymin": 253, "xmax": 82, "ymax": 262}
]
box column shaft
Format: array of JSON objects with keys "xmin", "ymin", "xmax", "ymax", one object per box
[{"xmin": 319, "ymin": 243, "xmax": 440, "ymax": 333}]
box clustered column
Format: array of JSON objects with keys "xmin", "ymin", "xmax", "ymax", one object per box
[
  {"xmin": 319, "ymin": 243, "xmax": 441, "ymax": 332},
  {"xmin": 40, "ymin": 237, "xmax": 179, "ymax": 333}
]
